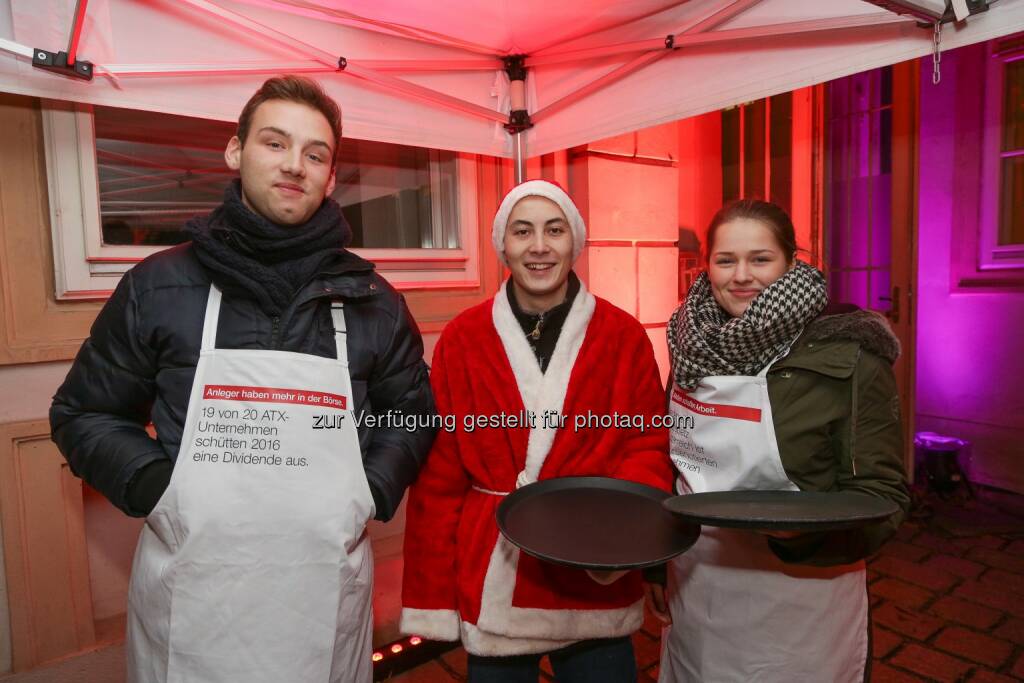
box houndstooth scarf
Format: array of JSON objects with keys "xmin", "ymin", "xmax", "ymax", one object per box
[{"xmin": 668, "ymin": 261, "xmax": 828, "ymax": 390}]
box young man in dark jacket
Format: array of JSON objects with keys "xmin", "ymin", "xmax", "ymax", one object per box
[{"xmin": 50, "ymin": 76, "xmax": 436, "ymax": 682}]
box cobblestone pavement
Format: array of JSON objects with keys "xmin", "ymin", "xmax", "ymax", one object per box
[{"xmin": 386, "ymin": 488, "xmax": 1024, "ymax": 682}]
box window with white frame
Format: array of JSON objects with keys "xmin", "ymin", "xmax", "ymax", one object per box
[
  {"xmin": 979, "ymin": 34, "xmax": 1024, "ymax": 270},
  {"xmin": 43, "ymin": 102, "xmax": 480, "ymax": 300}
]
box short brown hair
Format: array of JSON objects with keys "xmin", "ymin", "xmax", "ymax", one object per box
[
  {"xmin": 236, "ymin": 75, "xmax": 343, "ymax": 164},
  {"xmin": 705, "ymin": 199, "xmax": 798, "ymax": 264}
]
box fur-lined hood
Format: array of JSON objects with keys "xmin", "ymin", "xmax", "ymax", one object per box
[{"xmin": 801, "ymin": 309, "xmax": 901, "ymax": 365}]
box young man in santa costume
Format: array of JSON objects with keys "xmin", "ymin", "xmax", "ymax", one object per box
[{"xmin": 401, "ymin": 180, "xmax": 672, "ymax": 681}]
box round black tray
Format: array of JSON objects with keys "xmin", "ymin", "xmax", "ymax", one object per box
[
  {"xmin": 662, "ymin": 490, "xmax": 900, "ymax": 532},
  {"xmin": 496, "ymin": 476, "xmax": 700, "ymax": 570}
]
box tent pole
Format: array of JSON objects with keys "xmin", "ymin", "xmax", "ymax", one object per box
[
  {"xmin": 66, "ymin": 0, "xmax": 90, "ymax": 66},
  {"xmin": 504, "ymin": 55, "xmax": 532, "ymax": 184},
  {"xmin": 104, "ymin": 58, "xmax": 502, "ymax": 77},
  {"xmin": 513, "ymin": 132, "xmax": 527, "ymax": 185},
  {"xmin": 0, "ymin": 38, "xmax": 33, "ymax": 59}
]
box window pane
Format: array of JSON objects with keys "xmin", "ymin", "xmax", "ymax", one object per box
[
  {"xmin": 722, "ymin": 107, "xmax": 740, "ymax": 203},
  {"xmin": 880, "ymin": 66, "xmax": 893, "ymax": 107},
  {"xmin": 95, "ymin": 106, "xmax": 234, "ymax": 246},
  {"xmin": 827, "ymin": 79, "xmax": 849, "ymax": 122},
  {"xmin": 847, "ymin": 270, "xmax": 869, "ymax": 309},
  {"xmin": 1000, "ymin": 156, "xmax": 1024, "ymax": 245},
  {"xmin": 743, "ymin": 99, "xmax": 766, "ymax": 199},
  {"xmin": 871, "ymin": 269, "xmax": 891, "ymax": 313},
  {"xmin": 769, "ymin": 93, "xmax": 792, "ymax": 215},
  {"xmin": 846, "ymin": 177, "xmax": 871, "ymax": 268},
  {"xmin": 828, "ymin": 116, "xmax": 849, "ymax": 183},
  {"xmin": 855, "ymin": 112, "xmax": 871, "ymax": 178},
  {"xmin": 879, "ymin": 108, "xmax": 893, "ymax": 175},
  {"xmin": 827, "ymin": 178, "xmax": 848, "ymax": 269},
  {"xmin": 94, "ymin": 106, "xmax": 459, "ymax": 249},
  {"xmin": 828, "ymin": 270, "xmax": 848, "ymax": 305},
  {"xmin": 851, "ymin": 71, "xmax": 873, "ymax": 114},
  {"xmin": 825, "ymin": 66, "xmax": 894, "ymax": 311},
  {"xmin": 333, "ymin": 141, "xmax": 460, "ymax": 249},
  {"xmin": 871, "ymin": 178, "xmax": 892, "ymax": 268},
  {"xmin": 1003, "ymin": 59, "xmax": 1024, "ymax": 152}
]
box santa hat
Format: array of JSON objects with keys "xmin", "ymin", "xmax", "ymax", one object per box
[{"xmin": 491, "ymin": 180, "xmax": 587, "ymax": 266}]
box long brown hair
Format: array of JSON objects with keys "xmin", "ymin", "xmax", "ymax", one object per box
[{"xmin": 705, "ymin": 199, "xmax": 797, "ymax": 264}]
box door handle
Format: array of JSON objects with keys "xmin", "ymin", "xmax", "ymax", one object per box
[{"xmin": 880, "ymin": 286, "xmax": 900, "ymax": 324}]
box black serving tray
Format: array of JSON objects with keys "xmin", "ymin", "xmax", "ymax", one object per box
[
  {"xmin": 497, "ymin": 476, "xmax": 700, "ymax": 570},
  {"xmin": 663, "ymin": 490, "xmax": 900, "ymax": 532}
]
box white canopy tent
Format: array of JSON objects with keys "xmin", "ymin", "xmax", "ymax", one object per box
[{"xmin": 1, "ymin": 0, "xmax": 1023, "ymax": 168}]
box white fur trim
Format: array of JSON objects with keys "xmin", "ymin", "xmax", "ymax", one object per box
[
  {"xmin": 400, "ymin": 608, "xmax": 460, "ymax": 642},
  {"xmin": 491, "ymin": 278, "xmax": 596, "ymax": 488},
  {"xmin": 492, "ymin": 180, "xmax": 587, "ymax": 265},
  {"xmin": 473, "ymin": 535, "xmax": 643, "ymax": 648}
]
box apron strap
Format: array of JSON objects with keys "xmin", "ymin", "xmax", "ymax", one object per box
[
  {"xmin": 202, "ymin": 285, "xmax": 348, "ymax": 362},
  {"xmin": 330, "ymin": 302, "xmax": 349, "ymax": 366},
  {"xmin": 201, "ymin": 285, "xmax": 223, "ymax": 352},
  {"xmin": 757, "ymin": 337, "xmax": 801, "ymax": 377}
]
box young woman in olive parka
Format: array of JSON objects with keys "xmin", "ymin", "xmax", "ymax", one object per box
[{"xmin": 651, "ymin": 199, "xmax": 909, "ymax": 683}]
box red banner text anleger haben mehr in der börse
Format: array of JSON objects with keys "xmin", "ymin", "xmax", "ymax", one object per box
[{"xmin": 203, "ymin": 385, "xmax": 347, "ymax": 410}]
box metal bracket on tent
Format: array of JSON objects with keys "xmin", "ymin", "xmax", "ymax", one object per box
[
  {"xmin": 31, "ymin": 48, "xmax": 94, "ymax": 81},
  {"xmin": 862, "ymin": 0, "xmax": 988, "ymax": 25},
  {"xmin": 337, "ymin": 57, "xmax": 348, "ymax": 70},
  {"xmin": 505, "ymin": 110, "xmax": 533, "ymax": 134},
  {"xmin": 665, "ymin": 34, "xmax": 676, "ymax": 49},
  {"xmin": 35, "ymin": 0, "xmax": 94, "ymax": 80},
  {"xmin": 504, "ymin": 54, "xmax": 527, "ymax": 82},
  {"xmin": 929, "ymin": 0, "xmax": 989, "ymax": 25}
]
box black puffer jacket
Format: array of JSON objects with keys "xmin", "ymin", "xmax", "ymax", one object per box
[{"xmin": 50, "ymin": 243, "xmax": 436, "ymax": 521}]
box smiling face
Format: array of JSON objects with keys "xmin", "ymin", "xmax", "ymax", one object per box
[
  {"xmin": 503, "ymin": 196, "xmax": 574, "ymax": 313},
  {"xmin": 708, "ymin": 217, "xmax": 794, "ymax": 317},
  {"xmin": 224, "ymin": 99, "xmax": 337, "ymax": 226}
]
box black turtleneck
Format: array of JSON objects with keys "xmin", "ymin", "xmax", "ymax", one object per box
[{"xmin": 507, "ymin": 272, "xmax": 580, "ymax": 373}]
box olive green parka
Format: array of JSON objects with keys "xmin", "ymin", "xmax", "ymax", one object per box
[{"xmin": 764, "ymin": 308, "xmax": 909, "ymax": 566}]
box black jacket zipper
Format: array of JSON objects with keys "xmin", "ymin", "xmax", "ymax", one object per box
[{"xmin": 270, "ymin": 315, "xmax": 281, "ymax": 349}]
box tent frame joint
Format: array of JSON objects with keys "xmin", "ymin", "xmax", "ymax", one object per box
[
  {"xmin": 32, "ymin": 48, "xmax": 93, "ymax": 81},
  {"xmin": 505, "ymin": 109, "xmax": 533, "ymax": 134},
  {"xmin": 865, "ymin": 0, "xmax": 990, "ymax": 26},
  {"xmin": 503, "ymin": 54, "xmax": 533, "ymax": 134},
  {"xmin": 337, "ymin": 56, "xmax": 347, "ymax": 70},
  {"xmin": 938, "ymin": 0, "xmax": 990, "ymax": 24},
  {"xmin": 665, "ymin": 34, "xmax": 676, "ymax": 50},
  {"xmin": 503, "ymin": 54, "xmax": 527, "ymax": 81}
]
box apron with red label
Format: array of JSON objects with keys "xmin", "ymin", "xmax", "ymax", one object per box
[
  {"xmin": 659, "ymin": 358, "xmax": 868, "ymax": 683},
  {"xmin": 126, "ymin": 286, "xmax": 375, "ymax": 683}
]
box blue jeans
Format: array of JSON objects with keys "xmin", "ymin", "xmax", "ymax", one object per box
[{"xmin": 467, "ymin": 636, "xmax": 637, "ymax": 683}]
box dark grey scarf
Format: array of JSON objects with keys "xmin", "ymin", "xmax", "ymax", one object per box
[
  {"xmin": 668, "ymin": 261, "xmax": 828, "ymax": 389},
  {"xmin": 186, "ymin": 180, "xmax": 352, "ymax": 315}
]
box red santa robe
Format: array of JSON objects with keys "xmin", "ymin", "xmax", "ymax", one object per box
[{"xmin": 400, "ymin": 279, "xmax": 672, "ymax": 656}]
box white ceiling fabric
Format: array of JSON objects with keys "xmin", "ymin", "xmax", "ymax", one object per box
[{"xmin": 1, "ymin": 0, "xmax": 1022, "ymax": 156}]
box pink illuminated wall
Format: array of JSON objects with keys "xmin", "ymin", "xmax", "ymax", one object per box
[{"xmin": 915, "ymin": 43, "xmax": 1024, "ymax": 493}]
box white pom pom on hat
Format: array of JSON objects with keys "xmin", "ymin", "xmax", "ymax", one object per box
[{"xmin": 491, "ymin": 180, "xmax": 587, "ymax": 266}]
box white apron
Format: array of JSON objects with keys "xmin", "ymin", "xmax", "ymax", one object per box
[
  {"xmin": 126, "ymin": 286, "xmax": 375, "ymax": 683},
  {"xmin": 659, "ymin": 359, "xmax": 868, "ymax": 683}
]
